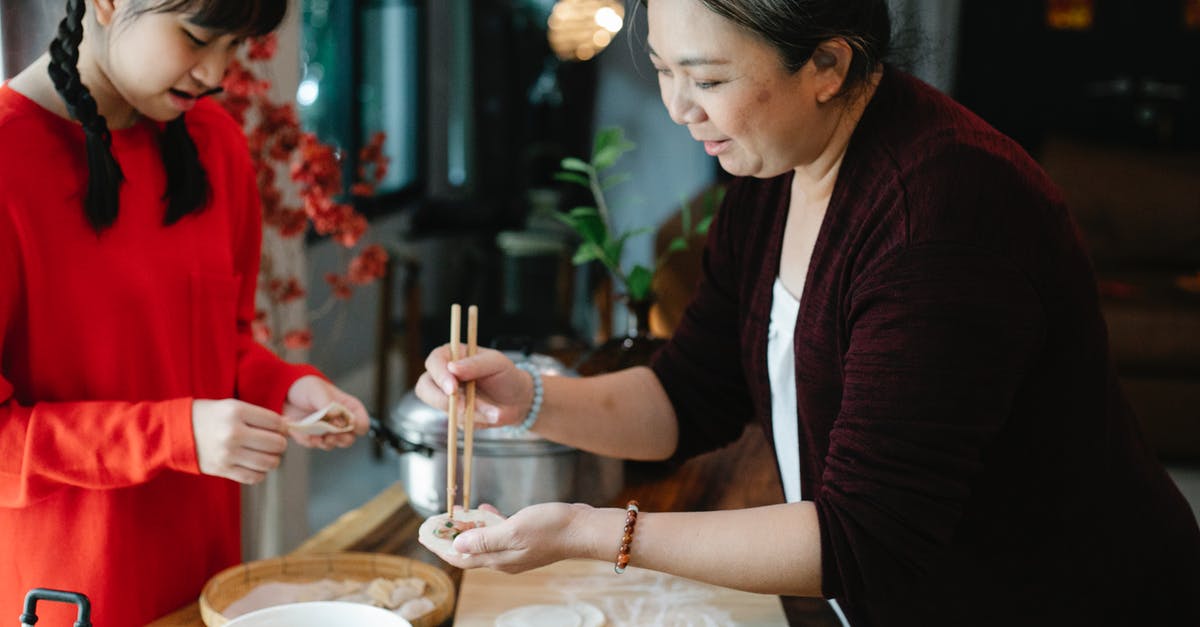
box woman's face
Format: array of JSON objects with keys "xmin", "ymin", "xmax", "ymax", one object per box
[
  {"xmin": 647, "ymin": 0, "xmax": 830, "ymax": 178},
  {"xmin": 96, "ymin": 3, "xmax": 243, "ymax": 122}
]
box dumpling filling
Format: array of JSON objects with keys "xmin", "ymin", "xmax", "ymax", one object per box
[{"xmin": 432, "ymin": 518, "xmax": 485, "ymax": 540}]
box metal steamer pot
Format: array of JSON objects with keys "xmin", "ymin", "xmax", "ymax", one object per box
[{"xmin": 371, "ymin": 353, "xmax": 623, "ymax": 517}]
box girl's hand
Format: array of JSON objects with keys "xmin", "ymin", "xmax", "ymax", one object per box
[
  {"xmin": 415, "ymin": 346, "xmax": 533, "ymax": 428},
  {"xmin": 282, "ymin": 375, "xmax": 369, "ymax": 450},
  {"xmin": 423, "ymin": 502, "xmax": 587, "ymax": 573},
  {"xmin": 191, "ymin": 398, "xmax": 288, "ymax": 485}
]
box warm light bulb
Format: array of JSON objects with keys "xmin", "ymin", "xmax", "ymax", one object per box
[
  {"xmin": 547, "ymin": 0, "xmax": 625, "ymax": 61},
  {"xmin": 595, "ymin": 6, "xmax": 623, "ymax": 33}
]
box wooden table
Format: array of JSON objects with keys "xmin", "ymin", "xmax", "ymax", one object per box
[{"xmin": 149, "ymin": 429, "xmax": 839, "ymax": 626}]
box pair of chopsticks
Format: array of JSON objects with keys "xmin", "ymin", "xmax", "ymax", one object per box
[{"xmin": 446, "ymin": 304, "xmax": 478, "ymax": 520}]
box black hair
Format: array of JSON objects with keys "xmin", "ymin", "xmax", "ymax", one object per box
[
  {"xmin": 48, "ymin": 0, "xmax": 287, "ymax": 233},
  {"xmin": 640, "ymin": 0, "xmax": 892, "ymax": 97}
]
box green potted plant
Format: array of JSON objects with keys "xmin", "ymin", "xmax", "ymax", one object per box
[{"xmin": 554, "ymin": 127, "xmax": 721, "ymax": 372}]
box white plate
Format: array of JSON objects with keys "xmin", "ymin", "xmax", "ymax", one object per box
[{"xmin": 224, "ymin": 601, "xmax": 411, "ymax": 627}]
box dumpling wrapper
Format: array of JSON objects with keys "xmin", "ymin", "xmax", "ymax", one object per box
[
  {"xmin": 418, "ymin": 509, "xmax": 506, "ymax": 557},
  {"xmin": 495, "ymin": 604, "xmax": 583, "ymax": 627},
  {"xmin": 287, "ymin": 402, "xmax": 355, "ymax": 435},
  {"xmin": 569, "ymin": 602, "xmax": 606, "ymax": 627}
]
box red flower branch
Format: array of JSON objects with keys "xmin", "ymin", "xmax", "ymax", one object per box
[{"xmin": 220, "ymin": 34, "xmax": 390, "ymax": 352}]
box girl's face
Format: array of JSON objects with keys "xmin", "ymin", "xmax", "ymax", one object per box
[
  {"xmin": 647, "ymin": 0, "xmax": 835, "ymax": 178},
  {"xmin": 96, "ymin": 2, "xmax": 243, "ymax": 122}
]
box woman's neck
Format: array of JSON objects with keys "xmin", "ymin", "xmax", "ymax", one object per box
[{"xmin": 791, "ymin": 69, "xmax": 883, "ymax": 204}]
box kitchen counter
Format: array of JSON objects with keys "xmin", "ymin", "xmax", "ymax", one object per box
[{"xmin": 149, "ymin": 429, "xmax": 839, "ymax": 626}]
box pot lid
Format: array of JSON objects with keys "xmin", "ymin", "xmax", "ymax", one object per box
[{"xmin": 388, "ymin": 353, "xmax": 574, "ymax": 447}]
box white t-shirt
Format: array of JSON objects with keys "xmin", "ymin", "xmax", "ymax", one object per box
[{"xmin": 768, "ymin": 277, "xmax": 851, "ymax": 627}]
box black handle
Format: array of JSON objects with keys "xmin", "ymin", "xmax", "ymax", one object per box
[
  {"xmin": 368, "ymin": 416, "xmax": 434, "ymax": 457},
  {"xmin": 20, "ymin": 588, "xmax": 91, "ymax": 627}
]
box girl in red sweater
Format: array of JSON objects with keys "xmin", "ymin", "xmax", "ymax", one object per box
[{"xmin": 0, "ymin": 1, "xmax": 369, "ymax": 624}]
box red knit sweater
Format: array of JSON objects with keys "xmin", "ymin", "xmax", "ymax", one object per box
[{"xmin": 0, "ymin": 87, "xmax": 320, "ymax": 626}]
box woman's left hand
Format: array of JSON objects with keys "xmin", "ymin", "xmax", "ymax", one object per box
[
  {"xmin": 430, "ymin": 502, "xmax": 588, "ymax": 574},
  {"xmin": 282, "ymin": 375, "xmax": 370, "ymax": 449}
]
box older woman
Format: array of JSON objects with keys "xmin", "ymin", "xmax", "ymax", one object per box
[{"xmin": 416, "ymin": 0, "xmax": 1200, "ymax": 625}]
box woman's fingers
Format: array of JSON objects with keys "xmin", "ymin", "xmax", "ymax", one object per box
[
  {"xmin": 415, "ymin": 371, "xmax": 450, "ymax": 412},
  {"xmin": 424, "ymin": 344, "xmax": 459, "ymax": 394}
]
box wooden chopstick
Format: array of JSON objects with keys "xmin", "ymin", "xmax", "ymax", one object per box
[
  {"xmin": 446, "ymin": 304, "xmax": 461, "ymax": 520},
  {"xmin": 463, "ymin": 305, "xmax": 479, "ymax": 511}
]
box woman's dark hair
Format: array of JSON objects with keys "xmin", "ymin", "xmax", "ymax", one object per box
[
  {"xmin": 642, "ymin": 0, "xmax": 892, "ymax": 96},
  {"xmin": 48, "ymin": 0, "xmax": 287, "ymax": 233}
]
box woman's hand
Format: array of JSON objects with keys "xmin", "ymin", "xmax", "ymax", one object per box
[
  {"xmin": 191, "ymin": 399, "xmax": 289, "ymax": 485},
  {"xmin": 415, "ymin": 346, "xmax": 534, "ymax": 428},
  {"xmin": 282, "ymin": 375, "xmax": 370, "ymax": 450},
  {"xmin": 427, "ymin": 502, "xmax": 588, "ymax": 573}
]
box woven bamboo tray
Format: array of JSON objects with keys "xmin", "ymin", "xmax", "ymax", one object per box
[{"xmin": 199, "ymin": 552, "xmax": 454, "ymax": 627}]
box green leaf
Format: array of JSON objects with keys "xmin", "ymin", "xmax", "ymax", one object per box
[
  {"xmin": 678, "ymin": 196, "xmax": 692, "ymax": 233},
  {"xmin": 602, "ymin": 237, "xmax": 626, "ymax": 268},
  {"xmin": 592, "ymin": 127, "xmax": 624, "ymax": 157},
  {"xmin": 600, "ymin": 172, "xmax": 631, "ymax": 191},
  {"xmin": 667, "ymin": 236, "xmax": 689, "ymax": 253},
  {"xmin": 563, "ymin": 207, "xmax": 607, "ymax": 244},
  {"xmin": 622, "ymin": 226, "xmax": 654, "ymax": 240},
  {"xmin": 710, "ymin": 186, "xmax": 727, "ymax": 209},
  {"xmin": 592, "ymin": 145, "xmax": 625, "ymax": 171},
  {"xmin": 696, "ymin": 214, "xmax": 715, "ymax": 235},
  {"xmin": 560, "ymin": 157, "xmax": 592, "ymax": 173},
  {"xmin": 626, "ymin": 265, "xmax": 653, "ymax": 301},
  {"xmin": 572, "ymin": 243, "xmax": 602, "ymax": 265},
  {"xmin": 553, "ymin": 171, "xmax": 590, "ymax": 188}
]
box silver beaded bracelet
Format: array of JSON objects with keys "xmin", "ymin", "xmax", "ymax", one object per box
[{"xmin": 512, "ymin": 362, "xmax": 543, "ymax": 433}]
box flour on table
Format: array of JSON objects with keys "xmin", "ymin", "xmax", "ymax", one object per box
[
  {"xmin": 539, "ymin": 568, "xmax": 735, "ymax": 627},
  {"xmin": 494, "ymin": 602, "xmax": 608, "ymax": 627}
]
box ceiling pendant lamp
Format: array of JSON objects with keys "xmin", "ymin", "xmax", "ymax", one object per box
[{"xmin": 547, "ymin": 0, "xmax": 625, "ymax": 62}]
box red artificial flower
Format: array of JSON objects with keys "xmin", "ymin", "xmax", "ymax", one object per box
[
  {"xmin": 335, "ymin": 213, "xmax": 368, "ymax": 248},
  {"xmin": 283, "ymin": 329, "xmax": 313, "ymax": 350},
  {"xmin": 276, "ymin": 208, "xmax": 309, "ymax": 238},
  {"xmin": 324, "ymin": 273, "xmax": 353, "ymax": 300},
  {"xmin": 218, "ymin": 37, "xmax": 390, "ymax": 355},
  {"xmin": 247, "ymin": 34, "xmax": 278, "ymax": 61},
  {"xmin": 252, "ymin": 309, "xmax": 272, "ymax": 345},
  {"xmin": 270, "ymin": 277, "xmax": 307, "ymax": 304},
  {"xmin": 221, "ymin": 59, "xmax": 271, "ymax": 99},
  {"xmin": 348, "ymin": 244, "xmax": 389, "ymax": 285}
]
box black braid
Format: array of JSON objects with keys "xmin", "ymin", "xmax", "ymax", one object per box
[
  {"xmin": 48, "ymin": 0, "xmax": 124, "ymax": 233},
  {"xmin": 161, "ymin": 116, "xmax": 211, "ymax": 225}
]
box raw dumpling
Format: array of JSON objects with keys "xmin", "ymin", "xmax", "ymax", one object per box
[{"xmin": 418, "ymin": 509, "xmax": 506, "ymax": 557}]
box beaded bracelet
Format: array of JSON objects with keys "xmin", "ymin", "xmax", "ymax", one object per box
[
  {"xmin": 615, "ymin": 500, "xmax": 639, "ymax": 574},
  {"xmin": 512, "ymin": 362, "xmax": 543, "ymax": 434}
]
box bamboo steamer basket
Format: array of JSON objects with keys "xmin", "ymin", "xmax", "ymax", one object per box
[{"xmin": 199, "ymin": 552, "xmax": 454, "ymax": 627}]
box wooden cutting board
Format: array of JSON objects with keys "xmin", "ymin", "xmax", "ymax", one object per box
[{"xmin": 454, "ymin": 559, "xmax": 788, "ymax": 626}]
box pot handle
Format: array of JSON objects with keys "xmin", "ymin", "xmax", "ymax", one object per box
[
  {"xmin": 21, "ymin": 588, "xmax": 92, "ymax": 627},
  {"xmin": 369, "ymin": 416, "xmax": 435, "ymax": 457}
]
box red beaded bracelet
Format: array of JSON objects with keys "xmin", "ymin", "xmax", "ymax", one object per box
[{"xmin": 615, "ymin": 500, "xmax": 639, "ymax": 574}]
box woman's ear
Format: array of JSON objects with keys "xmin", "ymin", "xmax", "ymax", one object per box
[
  {"xmin": 90, "ymin": 0, "xmax": 120, "ymax": 27},
  {"xmin": 810, "ymin": 39, "xmax": 854, "ymax": 104}
]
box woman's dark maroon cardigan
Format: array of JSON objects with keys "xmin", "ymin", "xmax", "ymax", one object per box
[{"xmin": 650, "ymin": 68, "xmax": 1200, "ymax": 626}]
